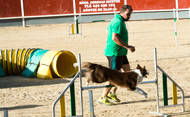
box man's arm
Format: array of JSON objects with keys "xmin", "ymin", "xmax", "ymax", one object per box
[{"xmin": 112, "ymin": 33, "xmax": 135, "ymax": 52}]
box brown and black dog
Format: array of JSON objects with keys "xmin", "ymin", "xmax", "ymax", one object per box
[{"xmin": 82, "ymin": 62, "xmax": 148, "ymax": 91}]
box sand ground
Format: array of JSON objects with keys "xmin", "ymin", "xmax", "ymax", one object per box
[{"xmin": 0, "ymin": 19, "xmax": 190, "ymax": 117}]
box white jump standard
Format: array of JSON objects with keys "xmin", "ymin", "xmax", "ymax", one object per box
[{"xmin": 149, "ymin": 48, "xmax": 185, "ymax": 116}]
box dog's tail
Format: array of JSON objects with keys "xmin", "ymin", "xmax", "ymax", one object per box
[
  {"xmin": 82, "ymin": 62, "xmax": 92, "ymax": 68},
  {"xmin": 82, "ymin": 62, "xmax": 94, "ymax": 87},
  {"xmin": 81, "ymin": 62, "xmax": 95, "ymax": 77}
]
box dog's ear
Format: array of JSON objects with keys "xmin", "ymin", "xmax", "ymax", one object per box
[
  {"xmin": 136, "ymin": 64, "xmax": 141, "ymax": 69},
  {"xmin": 142, "ymin": 66, "xmax": 149, "ymax": 78}
]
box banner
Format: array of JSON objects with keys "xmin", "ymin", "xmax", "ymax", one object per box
[
  {"xmin": 0, "ymin": 0, "xmax": 189, "ymax": 18},
  {"xmin": 76, "ymin": 0, "xmax": 125, "ymax": 13},
  {"xmin": 178, "ymin": 0, "xmax": 190, "ymax": 9},
  {"xmin": 0, "ymin": 0, "xmax": 21, "ymax": 18},
  {"xmin": 23, "ymin": 0, "xmax": 73, "ymax": 16},
  {"xmin": 127, "ymin": 0, "xmax": 176, "ymax": 10}
]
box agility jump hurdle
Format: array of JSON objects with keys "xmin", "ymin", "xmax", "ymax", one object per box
[
  {"xmin": 52, "ymin": 54, "xmax": 148, "ymax": 117},
  {"xmin": 149, "ymin": 48, "xmax": 185, "ymax": 116},
  {"xmin": 173, "ymin": 8, "xmax": 178, "ymax": 46},
  {"xmin": 68, "ymin": 8, "xmax": 82, "ymax": 38},
  {"xmin": 52, "ymin": 54, "xmax": 82, "ymax": 117},
  {"xmin": 84, "ymin": 48, "xmax": 185, "ymax": 116},
  {"xmin": 52, "ymin": 48, "xmax": 185, "ymax": 117},
  {"xmin": 173, "ymin": 8, "xmax": 190, "ymax": 46},
  {"xmin": 52, "ymin": 55, "xmax": 122, "ymax": 117}
]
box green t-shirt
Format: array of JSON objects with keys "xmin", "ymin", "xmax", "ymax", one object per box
[{"xmin": 105, "ymin": 14, "xmax": 128, "ymax": 56}]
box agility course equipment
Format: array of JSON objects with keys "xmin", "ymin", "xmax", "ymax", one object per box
[
  {"xmin": 88, "ymin": 90, "xmax": 95, "ymax": 117},
  {"xmin": 52, "ymin": 54, "xmax": 82, "ymax": 117},
  {"xmin": 68, "ymin": 8, "xmax": 82, "ymax": 38},
  {"xmin": 52, "ymin": 55, "xmax": 149, "ymax": 117},
  {"xmin": 22, "ymin": 49, "xmax": 49, "ymax": 77},
  {"xmin": 52, "ymin": 48, "xmax": 185, "ymax": 117},
  {"xmin": 0, "ymin": 48, "xmax": 34, "ymax": 76},
  {"xmin": 0, "ymin": 48, "xmax": 78, "ymax": 79},
  {"xmin": 173, "ymin": 8, "xmax": 178, "ymax": 46},
  {"xmin": 149, "ymin": 48, "xmax": 185, "ymax": 116},
  {"xmin": 172, "ymin": 8, "xmax": 190, "ymax": 46}
]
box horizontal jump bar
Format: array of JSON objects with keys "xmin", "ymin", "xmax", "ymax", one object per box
[
  {"xmin": 140, "ymin": 80, "xmax": 157, "ymax": 84},
  {"xmin": 159, "ymin": 103, "xmax": 184, "ymax": 108}
]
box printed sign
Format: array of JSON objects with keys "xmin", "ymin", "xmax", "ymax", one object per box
[{"xmin": 76, "ymin": 0, "xmax": 124, "ymax": 13}]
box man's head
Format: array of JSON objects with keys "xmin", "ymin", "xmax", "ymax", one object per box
[{"xmin": 120, "ymin": 5, "xmax": 133, "ymax": 21}]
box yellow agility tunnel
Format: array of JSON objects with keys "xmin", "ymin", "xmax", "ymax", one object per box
[
  {"xmin": 0, "ymin": 48, "xmax": 78, "ymax": 79},
  {"xmin": 0, "ymin": 48, "xmax": 34, "ymax": 75}
]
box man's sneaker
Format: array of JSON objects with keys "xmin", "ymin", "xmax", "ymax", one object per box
[
  {"xmin": 98, "ymin": 97, "xmax": 114, "ymax": 106},
  {"xmin": 107, "ymin": 92, "xmax": 121, "ymax": 102}
]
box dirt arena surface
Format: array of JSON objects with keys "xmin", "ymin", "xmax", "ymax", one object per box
[{"xmin": 0, "ymin": 19, "xmax": 190, "ymax": 117}]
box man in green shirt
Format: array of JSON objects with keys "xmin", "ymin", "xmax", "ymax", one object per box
[{"xmin": 98, "ymin": 5, "xmax": 135, "ymax": 106}]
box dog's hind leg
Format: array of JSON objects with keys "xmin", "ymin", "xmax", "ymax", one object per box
[
  {"xmin": 86, "ymin": 70, "xmax": 94, "ymax": 87},
  {"xmin": 86, "ymin": 78, "xmax": 91, "ymax": 86},
  {"xmin": 126, "ymin": 82, "xmax": 136, "ymax": 91},
  {"xmin": 127, "ymin": 80, "xmax": 137, "ymax": 91},
  {"xmin": 130, "ymin": 86, "xmax": 136, "ymax": 91}
]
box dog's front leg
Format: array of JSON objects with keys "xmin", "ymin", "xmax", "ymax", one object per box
[{"xmin": 134, "ymin": 87, "xmax": 148, "ymax": 98}]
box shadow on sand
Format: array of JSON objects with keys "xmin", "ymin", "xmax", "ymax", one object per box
[
  {"xmin": 0, "ymin": 105, "xmax": 42, "ymax": 111},
  {"xmin": 0, "ymin": 76, "xmax": 71, "ymax": 89}
]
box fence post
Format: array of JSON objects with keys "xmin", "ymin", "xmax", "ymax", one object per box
[
  {"xmin": 189, "ymin": 8, "xmax": 190, "ymax": 23},
  {"xmin": 175, "ymin": 0, "xmax": 179, "ymax": 20},
  {"xmin": 20, "ymin": 0, "xmax": 25, "ymax": 27}
]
